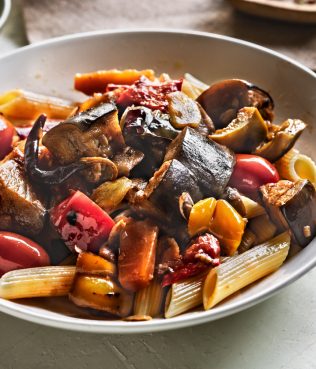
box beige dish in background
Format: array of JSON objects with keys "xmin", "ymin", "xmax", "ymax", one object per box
[
  {"xmin": 0, "ymin": 29, "xmax": 315, "ymax": 333},
  {"xmin": 228, "ymin": 0, "xmax": 316, "ymax": 23}
]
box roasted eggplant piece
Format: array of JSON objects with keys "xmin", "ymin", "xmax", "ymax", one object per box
[
  {"xmin": 0, "ymin": 159, "xmax": 45, "ymax": 236},
  {"xmin": 167, "ymin": 91, "xmax": 201, "ymax": 129},
  {"xmin": 247, "ymin": 84, "xmax": 274, "ymax": 122},
  {"xmin": 112, "ymin": 146, "xmax": 144, "ymax": 177},
  {"xmin": 145, "ymin": 159, "xmax": 203, "ymax": 216},
  {"xmin": 197, "ymin": 79, "xmax": 249, "ymax": 129},
  {"xmin": 122, "ymin": 106, "xmax": 179, "ymax": 177},
  {"xmin": 164, "ymin": 127, "xmax": 235, "ymax": 198},
  {"xmin": 195, "ymin": 102, "xmax": 215, "ymax": 135},
  {"xmin": 25, "ymin": 115, "xmax": 89, "ymax": 185},
  {"xmin": 42, "ymin": 102, "xmax": 124, "ymax": 165},
  {"xmin": 221, "ymin": 187, "xmax": 246, "ymax": 216},
  {"xmin": 254, "ymin": 119, "xmax": 306, "ymax": 162},
  {"xmin": 260, "ymin": 179, "xmax": 316, "ymax": 247},
  {"xmin": 197, "ymin": 79, "xmax": 274, "ymax": 129},
  {"xmin": 210, "ymin": 107, "xmax": 268, "ymax": 153},
  {"xmin": 221, "ymin": 187, "xmax": 265, "ymax": 218}
]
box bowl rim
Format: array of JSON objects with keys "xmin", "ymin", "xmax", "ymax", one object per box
[
  {"xmin": 0, "ymin": 28, "xmax": 315, "ymax": 334},
  {"xmin": 0, "ymin": 0, "xmax": 11, "ymax": 30}
]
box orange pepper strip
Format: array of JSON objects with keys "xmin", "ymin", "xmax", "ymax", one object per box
[
  {"xmin": 188, "ymin": 198, "xmax": 217, "ymax": 237},
  {"xmin": 74, "ymin": 69, "xmax": 156, "ymax": 95},
  {"xmin": 209, "ymin": 199, "xmax": 246, "ymax": 256}
]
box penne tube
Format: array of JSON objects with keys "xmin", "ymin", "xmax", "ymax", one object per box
[
  {"xmin": 240, "ymin": 195, "xmax": 266, "ymax": 219},
  {"xmin": 249, "ymin": 214, "xmax": 277, "ymax": 244},
  {"xmin": 164, "ymin": 257, "xmax": 233, "ymax": 318},
  {"xmin": 184, "ymin": 73, "xmax": 209, "ymax": 92},
  {"xmin": 203, "ymin": 232, "xmax": 290, "ymax": 310},
  {"xmin": 165, "ymin": 272, "xmax": 207, "ymax": 319},
  {"xmin": 181, "ymin": 79, "xmax": 203, "ymax": 100},
  {"xmin": 276, "ymin": 149, "xmax": 316, "ymax": 187},
  {"xmin": 133, "ymin": 279, "xmax": 165, "ymax": 318},
  {"xmin": 0, "ymin": 89, "xmax": 76, "ymax": 123},
  {"xmin": 0, "ymin": 266, "xmax": 76, "ymax": 300}
]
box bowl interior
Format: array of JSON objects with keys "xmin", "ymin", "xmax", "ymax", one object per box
[{"xmin": 0, "ymin": 30, "xmax": 315, "ymax": 333}]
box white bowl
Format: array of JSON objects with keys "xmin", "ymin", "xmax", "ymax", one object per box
[
  {"xmin": 0, "ymin": 0, "xmax": 11, "ymax": 30},
  {"xmin": 0, "ymin": 29, "xmax": 315, "ymax": 333}
]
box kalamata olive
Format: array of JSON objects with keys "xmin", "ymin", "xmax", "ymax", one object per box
[
  {"xmin": 0, "ymin": 115, "xmax": 15, "ymax": 160},
  {"xmin": 0, "ymin": 232, "xmax": 50, "ymax": 276}
]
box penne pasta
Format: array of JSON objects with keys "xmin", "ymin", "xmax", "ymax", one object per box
[
  {"xmin": 165, "ymin": 272, "xmax": 207, "ymax": 319},
  {"xmin": 133, "ymin": 279, "xmax": 165, "ymax": 318},
  {"xmin": 276, "ymin": 149, "xmax": 316, "ymax": 187},
  {"xmin": 184, "ymin": 73, "xmax": 209, "ymax": 92},
  {"xmin": 203, "ymin": 232, "xmax": 290, "ymax": 310},
  {"xmin": 249, "ymin": 214, "xmax": 277, "ymax": 244},
  {"xmin": 240, "ymin": 195, "xmax": 266, "ymax": 219},
  {"xmin": 164, "ymin": 257, "xmax": 233, "ymax": 318},
  {"xmin": 181, "ymin": 79, "xmax": 203, "ymax": 100},
  {"xmin": 0, "ymin": 266, "xmax": 76, "ymax": 299},
  {"xmin": 0, "ymin": 89, "xmax": 76, "ymax": 124}
]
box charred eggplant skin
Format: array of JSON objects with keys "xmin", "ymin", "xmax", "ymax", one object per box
[
  {"xmin": 42, "ymin": 102, "xmax": 123, "ymax": 165},
  {"xmin": 0, "ymin": 159, "xmax": 46, "ymax": 236},
  {"xmin": 146, "ymin": 159, "xmax": 203, "ymax": 216},
  {"xmin": 260, "ymin": 180, "xmax": 316, "ymax": 247},
  {"xmin": 122, "ymin": 106, "xmax": 179, "ymax": 178},
  {"xmin": 254, "ymin": 119, "xmax": 306, "ymax": 162},
  {"xmin": 282, "ymin": 180, "xmax": 316, "ymax": 247},
  {"xmin": 63, "ymin": 102, "xmax": 117, "ymax": 131},
  {"xmin": 164, "ymin": 127, "xmax": 235, "ymax": 198},
  {"xmin": 24, "ymin": 115, "xmax": 86, "ymax": 184}
]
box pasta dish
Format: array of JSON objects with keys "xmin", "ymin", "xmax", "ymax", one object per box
[{"xmin": 0, "ymin": 69, "xmax": 315, "ymax": 320}]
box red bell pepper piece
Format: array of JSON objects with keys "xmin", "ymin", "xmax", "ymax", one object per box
[
  {"xmin": 51, "ymin": 190, "xmax": 115, "ymax": 253},
  {"xmin": 0, "ymin": 115, "xmax": 15, "ymax": 160},
  {"xmin": 114, "ymin": 76, "xmax": 182, "ymax": 112},
  {"xmin": 162, "ymin": 233, "xmax": 220, "ymax": 287}
]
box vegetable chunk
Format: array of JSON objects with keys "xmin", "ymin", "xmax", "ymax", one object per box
[{"xmin": 119, "ymin": 220, "xmax": 158, "ymax": 292}]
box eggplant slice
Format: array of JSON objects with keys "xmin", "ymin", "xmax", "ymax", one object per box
[
  {"xmin": 197, "ymin": 79, "xmax": 249, "ymax": 129},
  {"xmin": 164, "ymin": 127, "xmax": 235, "ymax": 198},
  {"xmin": 0, "ymin": 159, "xmax": 46, "ymax": 236},
  {"xmin": 112, "ymin": 146, "xmax": 144, "ymax": 177},
  {"xmin": 145, "ymin": 159, "xmax": 203, "ymax": 215},
  {"xmin": 122, "ymin": 106, "xmax": 179, "ymax": 178},
  {"xmin": 197, "ymin": 79, "xmax": 274, "ymax": 129},
  {"xmin": 167, "ymin": 91, "xmax": 201, "ymax": 129},
  {"xmin": 42, "ymin": 102, "xmax": 124, "ymax": 165},
  {"xmin": 254, "ymin": 119, "xmax": 306, "ymax": 162},
  {"xmin": 210, "ymin": 107, "xmax": 268, "ymax": 153},
  {"xmin": 260, "ymin": 179, "xmax": 316, "ymax": 247}
]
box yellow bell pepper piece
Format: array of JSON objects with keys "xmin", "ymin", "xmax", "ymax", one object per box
[
  {"xmin": 188, "ymin": 197, "xmax": 217, "ymax": 237},
  {"xmin": 209, "ymin": 200, "xmax": 246, "ymax": 256}
]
